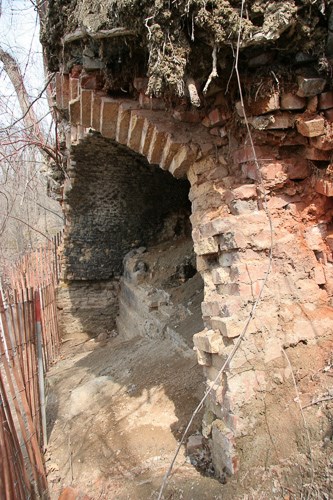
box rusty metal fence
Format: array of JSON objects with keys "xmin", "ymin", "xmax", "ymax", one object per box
[{"xmin": 0, "ymin": 232, "xmax": 63, "ymax": 499}]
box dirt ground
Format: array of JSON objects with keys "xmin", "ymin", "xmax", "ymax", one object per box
[
  {"xmin": 45, "ymin": 329, "xmax": 333, "ymax": 500},
  {"xmin": 45, "ymin": 333, "xmax": 225, "ymax": 499}
]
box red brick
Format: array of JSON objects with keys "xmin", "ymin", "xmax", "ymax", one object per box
[
  {"xmin": 70, "ymin": 64, "xmax": 82, "ymax": 78},
  {"xmin": 266, "ymin": 112, "xmax": 295, "ymax": 129},
  {"xmin": 285, "ymin": 159, "xmax": 311, "ymax": 179},
  {"xmin": 214, "ymin": 92, "xmax": 228, "ymax": 107},
  {"xmin": 296, "ymin": 114, "xmax": 325, "ymax": 137},
  {"xmin": 193, "ymin": 329, "xmax": 222, "ymax": 353},
  {"xmin": 80, "ymin": 89, "xmax": 92, "ymax": 128},
  {"xmin": 69, "ymin": 97, "xmax": 80, "ymax": 125},
  {"xmin": 310, "ymin": 133, "xmax": 333, "ymax": 151},
  {"xmin": 80, "ymin": 73, "xmax": 104, "ymax": 90},
  {"xmin": 62, "ymin": 74, "xmax": 70, "ymax": 108},
  {"xmin": 307, "ymin": 95, "xmax": 318, "ymax": 113},
  {"xmin": 326, "ymin": 234, "xmax": 333, "ymax": 250},
  {"xmin": 203, "ymin": 107, "xmax": 230, "ymax": 128},
  {"xmin": 209, "ymin": 127, "xmax": 220, "ymax": 136},
  {"xmin": 160, "ymin": 134, "xmax": 181, "ymax": 170},
  {"xmin": 241, "ymin": 162, "xmax": 258, "ymax": 181},
  {"xmin": 91, "ymin": 92, "xmax": 104, "ymax": 131},
  {"xmin": 231, "ymin": 262, "xmax": 267, "ymax": 285},
  {"xmin": 169, "ymin": 144, "xmax": 198, "ymax": 178},
  {"xmin": 233, "ymin": 145, "xmax": 274, "ymax": 164},
  {"xmin": 201, "ymin": 116, "xmax": 211, "ymax": 127},
  {"xmin": 319, "ymin": 91, "xmax": 333, "ymax": 110},
  {"xmin": 100, "ymin": 97, "xmax": 120, "ymax": 139},
  {"xmin": 127, "ymin": 111, "xmax": 145, "ymax": 152},
  {"xmin": 207, "ymin": 109, "xmax": 220, "ymax": 126},
  {"xmin": 280, "ymin": 92, "xmax": 306, "ymax": 110},
  {"xmin": 55, "ymin": 73, "xmax": 62, "ymax": 108},
  {"xmin": 315, "ymin": 178, "xmax": 333, "ymax": 197},
  {"xmin": 302, "ymin": 147, "xmax": 331, "ymax": 161},
  {"xmin": 261, "ymin": 161, "xmax": 287, "ymax": 182},
  {"xmin": 147, "ymin": 128, "xmax": 167, "ymax": 164},
  {"xmin": 69, "ymin": 77, "xmax": 79, "ymax": 100},
  {"xmin": 228, "ymin": 185, "xmax": 257, "ymax": 200},
  {"xmin": 314, "ymin": 265, "xmax": 326, "ymax": 285},
  {"xmin": 116, "ymin": 101, "xmax": 139, "ymax": 145},
  {"xmin": 139, "ymin": 117, "xmax": 154, "ymax": 156},
  {"xmin": 281, "ymin": 131, "xmax": 308, "ymax": 146},
  {"xmin": 267, "ymin": 194, "xmax": 298, "ymax": 209}
]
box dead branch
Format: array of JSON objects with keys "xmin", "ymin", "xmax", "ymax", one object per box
[
  {"xmin": 0, "ymin": 73, "xmax": 55, "ymax": 133},
  {"xmin": 62, "ymin": 27, "xmax": 135, "ymax": 44},
  {"xmin": 203, "ymin": 45, "xmax": 218, "ymax": 95},
  {"xmin": 0, "ymin": 47, "xmax": 41, "ymax": 134}
]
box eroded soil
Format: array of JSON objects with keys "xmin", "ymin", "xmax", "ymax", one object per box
[{"xmin": 45, "ymin": 333, "xmax": 225, "ymax": 499}]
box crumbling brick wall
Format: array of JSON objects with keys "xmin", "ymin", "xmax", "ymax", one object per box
[
  {"xmin": 43, "ymin": 0, "xmax": 333, "ymax": 479},
  {"xmin": 52, "ymin": 68, "xmax": 333, "ymax": 477}
]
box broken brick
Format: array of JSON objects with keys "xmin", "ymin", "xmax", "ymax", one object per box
[
  {"xmin": 296, "ymin": 76, "xmax": 326, "ymax": 97},
  {"xmin": 194, "ymin": 347, "xmax": 212, "ymax": 366},
  {"xmin": 233, "ymin": 145, "xmax": 274, "ymax": 164},
  {"xmin": 280, "ymin": 92, "xmax": 306, "ymax": 110},
  {"xmin": 70, "ymin": 64, "xmax": 82, "ymax": 78},
  {"xmin": 80, "ymin": 73, "xmax": 104, "ymax": 90},
  {"xmin": 315, "ymin": 178, "xmax": 333, "ymax": 197},
  {"xmin": 296, "ymin": 114, "xmax": 325, "ymax": 137},
  {"xmin": 266, "ymin": 112, "xmax": 295, "ymax": 129},
  {"xmin": 285, "ymin": 159, "xmax": 311, "ymax": 179},
  {"xmin": 193, "ymin": 328, "xmax": 222, "ymax": 353},
  {"xmin": 227, "ymin": 184, "xmax": 257, "ymax": 200},
  {"xmin": 302, "ymin": 147, "xmax": 331, "ymax": 161},
  {"xmin": 203, "ymin": 107, "xmax": 230, "ymax": 128},
  {"xmin": 310, "ymin": 133, "xmax": 333, "ymax": 151},
  {"xmin": 307, "ymin": 95, "xmax": 318, "ymax": 113}
]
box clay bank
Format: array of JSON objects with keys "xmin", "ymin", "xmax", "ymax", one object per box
[{"xmin": 41, "ymin": 0, "xmax": 333, "ymax": 494}]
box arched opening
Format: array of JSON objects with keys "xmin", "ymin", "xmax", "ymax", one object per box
[{"xmin": 59, "ymin": 132, "xmax": 204, "ymax": 349}]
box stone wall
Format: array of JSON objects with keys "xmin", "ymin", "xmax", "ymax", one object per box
[
  {"xmin": 62, "ymin": 133, "xmax": 190, "ymax": 281},
  {"xmin": 57, "ymin": 280, "xmax": 119, "ymax": 338}
]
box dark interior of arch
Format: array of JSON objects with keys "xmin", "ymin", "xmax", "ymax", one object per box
[{"xmin": 63, "ymin": 132, "xmax": 191, "ymax": 281}]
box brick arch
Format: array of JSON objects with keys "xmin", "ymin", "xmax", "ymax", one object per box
[
  {"xmin": 55, "ymin": 70, "xmax": 333, "ymax": 479},
  {"xmin": 56, "ymin": 73, "xmax": 221, "ymax": 180},
  {"xmin": 56, "ymin": 72, "xmax": 243, "ymax": 475}
]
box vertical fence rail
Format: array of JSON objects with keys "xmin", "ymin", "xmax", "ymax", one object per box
[{"xmin": 0, "ymin": 231, "xmax": 63, "ymax": 499}]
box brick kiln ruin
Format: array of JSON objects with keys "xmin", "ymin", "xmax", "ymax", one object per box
[{"xmin": 42, "ymin": 0, "xmax": 333, "ymax": 483}]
